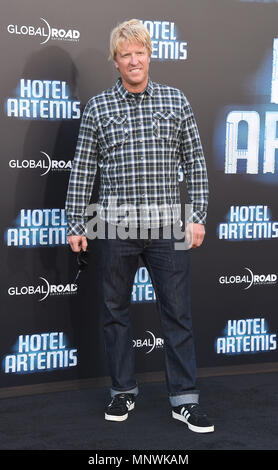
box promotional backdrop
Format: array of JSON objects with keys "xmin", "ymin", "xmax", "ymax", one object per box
[{"xmin": 1, "ymin": 0, "xmax": 278, "ymax": 394}]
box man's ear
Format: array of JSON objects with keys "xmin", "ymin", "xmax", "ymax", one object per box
[{"xmin": 113, "ymin": 60, "xmax": 119, "ymax": 70}]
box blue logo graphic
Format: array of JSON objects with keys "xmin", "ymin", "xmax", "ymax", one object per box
[
  {"xmin": 5, "ymin": 209, "xmax": 68, "ymax": 247},
  {"xmin": 131, "ymin": 267, "xmax": 156, "ymax": 303},
  {"xmin": 214, "ymin": 39, "xmax": 278, "ymax": 183},
  {"xmin": 141, "ymin": 20, "xmax": 187, "ymax": 60},
  {"xmin": 5, "ymin": 79, "xmax": 80, "ymax": 120},
  {"xmin": 2, "ymin": 332, "xmax": 78, "ymax": 374},
  {"xmin": 215, "ymin": 318, "xmax": 277, "ymax": 355},
  {"xmin": 217, "ymin": 205, "xmax": 278, "ymax": 240}
]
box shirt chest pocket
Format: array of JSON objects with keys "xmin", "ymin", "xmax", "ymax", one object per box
[
  {"xmin": 101, "ymin": 114, "xmax": 129, "ymax": 148},
  {"xmin": 153, "ymin": 110, "xmax": 179, "ymax": 141}
]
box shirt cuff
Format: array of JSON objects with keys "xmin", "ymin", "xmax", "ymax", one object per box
[
  {"xmin": 67, "ymin": 222, "xmax": 87, "ymax": 236},
  {"xmin": 190, "ymin": 210, "xmax": 207, "ymax": 225}
]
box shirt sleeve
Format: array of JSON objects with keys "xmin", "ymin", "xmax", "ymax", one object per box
[
  {"xmin": 65, "ymin": 100, "xmax": 98, "ymax": 236},
  {"xmin": 179, "ymin": 94, "xmax": 209, "ymax": 224}
]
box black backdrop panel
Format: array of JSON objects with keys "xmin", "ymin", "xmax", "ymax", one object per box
[{"xmin": 1, "ymin": 0, "xmax": 277, "ymax": 391}]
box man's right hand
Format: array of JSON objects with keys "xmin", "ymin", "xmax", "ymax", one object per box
[{"xmin": 67, "ymin": 235, "xmax": 88, "ymax": 252}]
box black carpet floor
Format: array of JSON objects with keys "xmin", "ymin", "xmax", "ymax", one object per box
[{"xmin": 0, "ymin": 371, "xmax": 277, "ymax": 451}]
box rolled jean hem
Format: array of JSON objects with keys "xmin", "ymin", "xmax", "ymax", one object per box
[
  {"xmin": 111, "ymin": 385, "xmax": 139, "ymax": 397},
  {"xmin": 169, "ymin": 391, "xmax": 199, "ymax": 407}
]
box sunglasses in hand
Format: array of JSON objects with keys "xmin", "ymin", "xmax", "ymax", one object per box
[{"xmin": 74, "ymin": 249, "xmax": 90, "ymax": 283}]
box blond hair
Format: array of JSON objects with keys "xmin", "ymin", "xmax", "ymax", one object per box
[{"xmin": 109, "ymin": 19, "xmax": 152, "ymax": 60}]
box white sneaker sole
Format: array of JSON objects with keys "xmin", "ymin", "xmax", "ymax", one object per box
[
  {"xmin": 105, "ymin": 402, "xmax": 135, "ymax": 422},
  {"xmin": 172, "ymin": 410, "xmax": 214, "ymax": 433}
]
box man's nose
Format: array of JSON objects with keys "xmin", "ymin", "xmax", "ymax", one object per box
[{"xmin": 130, "ymin": 53, "xmax": 139, "ymax": 65}]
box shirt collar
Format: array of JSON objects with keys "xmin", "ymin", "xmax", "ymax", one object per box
[{"xmin": 114, "ymin": 77, "xmax": 154, "ymax": 101}]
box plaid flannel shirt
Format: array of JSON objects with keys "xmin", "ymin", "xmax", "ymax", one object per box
[{"xmin": 65, "ymin": 77, "xmax": 209, "ymax": 235}]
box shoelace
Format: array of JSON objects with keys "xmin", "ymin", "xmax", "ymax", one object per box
[
  {"xmin": 108, "ymin": 393, "xmax": 133, "ymax": 410},
  {"xmin": 182, "ymin": 404, "xmax": 206, "ymax": 417}
]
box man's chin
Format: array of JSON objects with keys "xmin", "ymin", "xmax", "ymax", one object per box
[
  {"xmin": 122, "ymin": 75, "xmax": 148, "ymax": 91},
  {"xmin": 127, "ymin": 76, "xmax": 146, "ymax": 86},
  {"xmin": 128, "ymin": 73, "xmax": 142, "ymax": 82}
]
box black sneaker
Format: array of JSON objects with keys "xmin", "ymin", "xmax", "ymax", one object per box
[
  {"xmin": 172, "ymin": 403, "xmax": 214, "ymax": 433},
  {"xmin": 105, "ymin": 393, "xmax": 136, "ymax": 422}
]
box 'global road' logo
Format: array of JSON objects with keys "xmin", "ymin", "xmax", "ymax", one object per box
[
  {"xmin": 8, "ymin": 277, "xmax": 77, "ymax": 301},
  {"xmin": 218, "ymin": 267, "xmax": 277, "ymax": 289},
  {"xmin": 133, "ymin": 330, "xmax": 164, "ymax": 354},
  {"xmin": 7, "ymin": 18, "xmax": 80, "ymax": 44},
  {"xmin": 9, "ymin": 151, "xmax": 72, "ymax": 176}
]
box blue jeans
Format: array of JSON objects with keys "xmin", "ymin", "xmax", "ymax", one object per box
[{"xmin": 97, "ymin": 222, "xmax": 199, "ymax": 407}]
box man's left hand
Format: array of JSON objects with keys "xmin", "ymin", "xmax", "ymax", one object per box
[{"xmin": 186, "ymin": 223, "xmax": 206, "ymax": 249}]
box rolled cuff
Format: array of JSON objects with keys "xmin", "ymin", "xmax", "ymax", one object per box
[
  {"xmin": 169, "ymin": 390, "xmax": 200, "ymax": 407},
  {"xmin": 111, "ymin": 385, "xmax": 139, "ymax": 397}
]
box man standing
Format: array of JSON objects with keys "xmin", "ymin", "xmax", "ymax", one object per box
[{"xmin": 65, "ymin": 19, "xmax": 213, "ymax": 433}]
